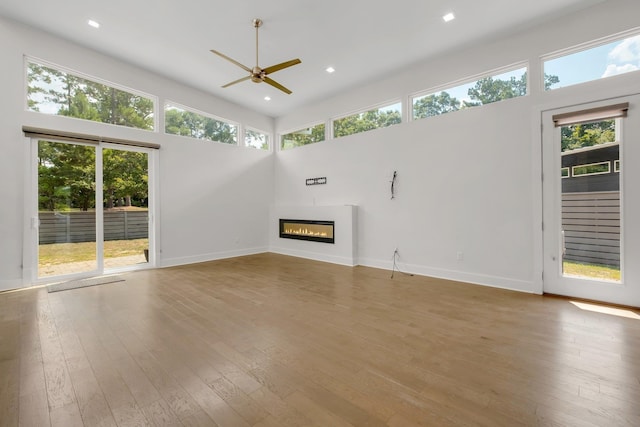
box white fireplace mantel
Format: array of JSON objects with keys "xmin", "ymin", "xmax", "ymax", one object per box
[{"xmin": 269, "ymin": 205, "xmax": 358, "ymax": 266}]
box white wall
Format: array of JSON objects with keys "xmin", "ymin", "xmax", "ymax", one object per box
[
  {"xmin": 0, "ymin": 17, "xmax": 275, "ymax": 290},
  {"xmin": 273, "ymin": 0, "xmax": 640, "ymax": 294}
]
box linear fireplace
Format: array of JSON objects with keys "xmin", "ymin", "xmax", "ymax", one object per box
[{"xmin": 279, "ymin": 219, "xmax": 335, "ymax": 244}]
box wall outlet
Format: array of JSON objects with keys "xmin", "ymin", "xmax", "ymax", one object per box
[{"xmin": 457, "ymin": 251, "xmax": 464, "ymax": 261}]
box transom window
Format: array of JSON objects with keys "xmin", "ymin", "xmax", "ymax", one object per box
[
  {"xmin": 412, "ymin": 66, "xmax": 528, "ymax": 120},
  {"xmin": 164, "ymin": 103, "xmax": 237, "ymax": 144},
  {"xmin": 27, "ymin": 59, "xmax": 155, "ymax": 131},
  {"xmin": 245, "ymin": 128, "xmax": 270, "ymax": 150},
  {"xmin": 544, "ymin": 31, "xmax": 640, "ymax": 90},
  {"xmin": 333, "ymin": 102, "xmax": 401, "ymax": 139},
  {"xmin": 281, "ymin": 123, "xmax": 325, "ymax": 150}
]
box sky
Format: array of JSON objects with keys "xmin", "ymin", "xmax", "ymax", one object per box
[{"xmin": 545, "ymin": 34, "xmax": 640, "ymax": 89}]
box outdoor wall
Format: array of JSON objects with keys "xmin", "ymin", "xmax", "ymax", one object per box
[
  {"xmin": 0, "ymin": 17, "xmax": 275, "ymax": 290},
  {"xmin": 273, "ymin": 0, "xmax": 640, "ymax": 294}
]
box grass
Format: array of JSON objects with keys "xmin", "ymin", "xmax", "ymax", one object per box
[
  {"xmin": 39, "ymin": 238, "xmax": 148, "ymax": 265},
  {"xmin": 563, "ymin": 260, "xmax": 620, "ymax": 281}
]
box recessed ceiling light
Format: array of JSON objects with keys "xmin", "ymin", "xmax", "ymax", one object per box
[
  {"xmin": 88, "ymin": 19, "xmax": 100, "ymax": 29},
  {"xmin": 264, "ymin": 96, "xmax": 271, "ymax": 101},
  {"xmin": 326, "ymin": 66, "xmax": 335, "ymax": 73},
  {"xmin": 442, "ymin": 12, "xmax": 455, "ymax": 22}
]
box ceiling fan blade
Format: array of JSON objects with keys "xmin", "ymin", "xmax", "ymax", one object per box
[
  {"xmin": 210, "ymin": 49, "xmax": 252, "ymax": 73},
  {"xmin": 263, "ymin": 59, "xmax": 302, "ymax": 75},
  {"xmin": 222, "ymin": 75, "xmax": 251, "ymax": 88},
  {"xmin": 264, "ymin": 76, "xmax": 293, "ymax": 94}
]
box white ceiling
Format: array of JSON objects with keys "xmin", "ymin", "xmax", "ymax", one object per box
[{"xmin": 0, "ymin": 0, "xmax": 605, "ymax": 118}]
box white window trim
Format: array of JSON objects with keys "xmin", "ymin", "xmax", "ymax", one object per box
[
  {"xmin": 164, "ymin": 101, "xmax": 239, "ymax": 145},
  {"xmin": 561, "ymin": 167, "xmax": 570, "ymax": 178},
  {"xmin": 279, "ymin": 121, "xmax": 326, "ymax": 151},
  {"xmin": 330, "ymin": 99, "xmax": 403, "ymax": 140},
  {"xmin": 541, "ymin": 26, "xmax": 640, "ymax": 63},
  {"xmin": 244, "ymin": 126, "xmax": 272, "ymax": 151},
  {"xmin": 25, "ymin": 56, "xmax": 159, "ymax": 131},
  {"xmin": 408, "ymin": 61, "xmax": 529, "ymax": 119},
  {"xmin": 571, "ymin": 161, "xmax": 611, "ymax": 177}
]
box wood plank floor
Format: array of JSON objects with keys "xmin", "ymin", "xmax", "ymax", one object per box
[{"xmin": 1, "ymin": 253, "xmax": 640, "ymax": 426}]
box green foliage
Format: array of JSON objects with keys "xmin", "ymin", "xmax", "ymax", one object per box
[
  {"xmin": 165, "ymin": 107, "xmax": 237, "ymax": 144},
  {"xmin": 103, "ymin": 149, "xmax": 148, "ymax": 208},
  {"xmin": 281, "ymin": 124, "xmax": 326, "ymax": 149},
  {"xmin": 38, "ymin": 141, "xmax": 148, "ymax": 212},
  {"xmin": 413, "ymin": 72, "xmax": 560, "ymax": 118},
  {"xmin": 463, "ymin": 74, "xmax": 527, "ymax": 107},
  {"xmin": 245, "ymin": 129, "xmax": 269, "ymax": 150},
  {"xmin": 413, "ymin": 92, "xmax": 460, "ymax": 120},
  {"xmin": 38, "ymin": 142, "xmax": 96, "ymax": 211},
  {"xmin": 561, "ymin": 120, "xmax": 616, "ymax": 152},
  {"xmin": 27, "ymin": 62, "xmax": 154, "ymax": 130},
  {"xmin": 333, "ymin": 107, "xmax": 401, "ymax": 138}
]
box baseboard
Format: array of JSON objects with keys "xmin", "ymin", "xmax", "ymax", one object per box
[
  {"xmin": 160, "ymin": 247, "xmax": 268, "ymax": 268},
  {"xmin": 269, "ymin": 246, "xmax": 358, "ymax": 267},
  {"xmin": 358, "ymin": 257, "xmax": 535, "ymax": 294},
  {"xmin": 0, "ymin": 278, "xmax": 26, "ymax": 293}
]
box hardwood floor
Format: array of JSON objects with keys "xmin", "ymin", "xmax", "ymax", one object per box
[{"xmin": 1, "ymin": 253, "xmax": 639, "ymax": 426}]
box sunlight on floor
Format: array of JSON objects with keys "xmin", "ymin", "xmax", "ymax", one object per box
[{"xmin": 570, "ymin": 300, "xmax": 640, "ymax": 320}]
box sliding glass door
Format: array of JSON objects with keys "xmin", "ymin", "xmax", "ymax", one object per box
[
  {"xmin": 34, "ymin": 139, "xmax": 153, "ymax": 280},
  {"xmin": 37, "ymin": 140, "xmax": 98, "ymax": 277}
]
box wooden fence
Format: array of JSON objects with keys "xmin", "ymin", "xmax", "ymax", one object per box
[
  {"xmin": 39, "ymin": 211, "xmax": 148, "ymax": 244},
  {"xmin": 562, "ymin": 191, "xmax": 620, "ymax": 267}
]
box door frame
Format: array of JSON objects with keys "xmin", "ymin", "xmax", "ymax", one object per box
[
  {"xmin": 24, "ymin": 137, "xmax": 158, "ymax": 285},
  {"xmin": 538, "ymin": 94, "xmax": 639, "ymax": 306}
]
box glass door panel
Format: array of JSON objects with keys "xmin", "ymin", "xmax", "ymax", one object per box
[
  {"xmin": 38, "ymin": 140, "xmax": 97, "ymax": 277},
  {"xmin": 102, "ymin": 147, "xmax": 149, "ymax": 270},
  {"xmin": 560, "ymin": 120, "xmax": 621, "ymax": 282}
]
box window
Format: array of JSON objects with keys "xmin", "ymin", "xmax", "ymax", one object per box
[
  {"xmin": 572, "ymin": 161, "xmax": 611, "ymax": 177},
  {"xmin": 27, "ymin": 59, "xmax": 155, "ymax": 131},
  {"xmin": 615, "ymin": 160, "xmax": 621, "ymax": 172},
  {"xmin": 281, "ymin": 123, "xmax": 325, "ymax": 150},
  {"xmin": 164, "ymin": 103, "xmax": 237, "ymax": 144},
  {"xmin": 333, "ymin": 102, "xmax": 401, "ymax": 139},
  {"xmin": 412, "ymin": 66, "xmax": 528, "ymax": 120},
  {"xmin": 544, "ymin": 32, "xmax": 640, "ymax": 90},
  {"xmin": 245, "ymin": 129, "xmax": 270, "ymax": 150},
  {"xmin": 561, "ymin": 167, "xmax": 570, "ymax": 178}
]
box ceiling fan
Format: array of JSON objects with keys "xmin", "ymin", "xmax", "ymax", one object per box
[{"xmin": 211, "ymin": 18, "xmax": 301, "ymax": 95}]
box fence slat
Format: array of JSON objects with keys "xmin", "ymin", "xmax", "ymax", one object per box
[
  {"xmin": 39, "ymin": 210, "xmax": 148, "ymax": 244},
  {"xmin": 562, "ymin": 191, "xmax": 620, "ymax": 266}
]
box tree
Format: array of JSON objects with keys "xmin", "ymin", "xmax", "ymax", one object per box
[
  {"xmin": 333, "ymin": 109, "xmax": 401, "ymax": 138},
  {"xmin": 38, "ymin": 141, "xmax": 95, "ymax": 211},
  {"xmin": 413, "ymin": 92, "xmax": 461, "ymax": 119},
  {"xmin": 165, "ymin": 108, "xmax": 237, "ymax": 144},
  {"xmin": 465, "ymin": 72, "xmax": 560, "ymax": 107},
  {"xmin": 281, "ymin": 124, "xmax": 326, "ymax": 149},
  {"xmin": 103, "ymin": 150, "xmax": 148, "ymax": 209},
  {"xmin": 27, "ymin": 62, "xmax": 154, "ymax": 130},
  {"xmin": 561, "ymin": 120, "xmax": 616, "ymax": 152}
]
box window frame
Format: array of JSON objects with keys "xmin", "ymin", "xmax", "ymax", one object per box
[
  {"xmin": 280, "ymin": 122, "xmax": 326, "ymax": 151},
  {"xmin": 409, "ymin": 62, "xmax": 529, "ymax": 122},
  {"xmin": 331, "ymin": 99, "xmax": 403, "ymax": 140},
  {"xmin": 541, "ymin": 27, "xmax": 640, "ymax": 92},
  {"xmin": 25, "ymin": 56, "xmax": 158, "ymax": 131},
  {"xmin": 164, "ymin": 101, "xmax": 239, "ymax": 145},
  {"xmin": 244, "ymin": 127, "xmax": 272, "ymax": 151},
  {"xmin": 571, "ymin": 161, "xmax": 611, "ymax": 177}
]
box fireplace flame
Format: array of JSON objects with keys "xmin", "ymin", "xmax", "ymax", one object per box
[{"xmin": 284, "ymin": 227, "xmax": 329, "ymax": 237}]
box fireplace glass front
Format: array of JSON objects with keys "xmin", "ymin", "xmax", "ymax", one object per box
[{"xmin": 279, "ymin": 219, "xmax": 335, "ymax": 244}]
